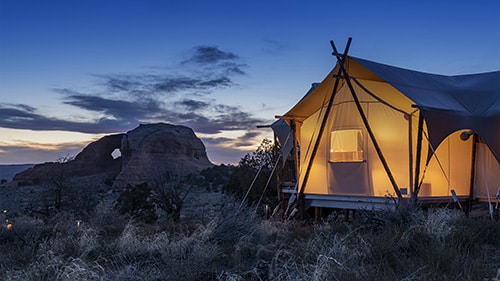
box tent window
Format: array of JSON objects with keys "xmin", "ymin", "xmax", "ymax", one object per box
[{"xmin": 329, "ymin": 129, "xmax": 364, "ymax": 162}]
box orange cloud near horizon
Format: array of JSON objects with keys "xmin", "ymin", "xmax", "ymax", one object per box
[{"xmin": 0, "ymin": 128, "xmax": 107, "ymax": 164}]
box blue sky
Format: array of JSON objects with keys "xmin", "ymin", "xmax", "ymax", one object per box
[{"xmin": 1, "ymin": 0, "xmax": 499, "ymax": 164}]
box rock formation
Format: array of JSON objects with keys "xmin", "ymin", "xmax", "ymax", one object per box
[
  {"xmin": 11, "ymin": 134, "xmax": 123, "ymax": 186},
  {"xmin": 112, "ymin": 123, "xmax": 213, "ymax": 188},
  {"xmin": 72, "ymin": 134, "xmax": 124, "ymax": 175},
  {"xmin": 11, "ymin": 123, "xmax": 213, "ymax": 188}
]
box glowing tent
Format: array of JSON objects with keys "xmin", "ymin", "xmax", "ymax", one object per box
[{"xmin": 274, "ymin": 39, "xmax": 500, "ymax": 212}]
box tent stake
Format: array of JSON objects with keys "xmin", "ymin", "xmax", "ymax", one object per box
[{"xmin": 331, "ymin": 40, "xmax": 403, "ymax": 201}]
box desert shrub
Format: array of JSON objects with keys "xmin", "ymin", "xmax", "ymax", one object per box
[
  {"xmin": 356, "ymin": 200, "xmax": 425, "ymax": 230},
  {"xmin": 421, "ymin": 208, "xmax": 463, "ymax": 241},
  {"xmin": 110, "ymin": 220, "xmax": 221, "ymax": 280},
  {"xmin": 261, "ymin": 207, "xmax": 499, "ymax": 281},
  {"xmin": 114, "ymin": 183, "xmax": 157, "ymax": 224},
  {"xmin": 452, "ymin": 216, "xmax": 500, "ymax": 245},
  {"xmin": 104, "ymin": 263, "xmax": 162, "ymax": 281},
  {"xmin": 64, "ymin": 179, "xmax": 101, "ymax": 220},
  {"xmin": 149, "ymin": 172, "xmax": 191, "ymax": 222},
  {"xmin": 35, "ymin": 213, "xmax": 100, "ymax": 260},
  {"xmin": 224, "ymin": 165, "xmax": 257, "ymax": 198},
  {"xmin": 0, "ymin": 213, "xmax": 105, "ymax": 281},
  {"xmin": 0, "ymin": 215, "xmax": 47, "ymax": 269},
  {"xmin": 4, "ymin": 249, "xmax": 105, "ymax": 281},
  {"xmin": 116, "ymin": 221, "xmax": 167, "ymax": 257},
  {"xmin": 23, "ymin": 178, "xmax": 100, "ymax": 220},
  {"xmin": 90, "ymin": 201, "xmax": 126, "ymax": 226},
  {"xmin": 205, "ymin": 201, "xmax": 261, "ymax": 244},
  {"xmin": 1, "ymin": 190, "xmax": 498, "ymax": 281},
  {"xmin": 195, "ymin": 164, "xmax": 235, "ymax": 192}
]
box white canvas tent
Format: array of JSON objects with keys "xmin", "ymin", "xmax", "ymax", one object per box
[{"xmin": 273, "ymin": 39, "xmax": 500, "ymax": 212}]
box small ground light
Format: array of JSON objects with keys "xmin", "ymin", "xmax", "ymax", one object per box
[
  {"xmin": 5, "ymin": 218, "xmax": 12, "ymax": 230},
  {"xmin": 2, "ymin": 210, "xmax": 7, "ymax": 214},
  {"xmin": 76, "ymin": 220, "xmax": 82, "ymax": 229}
]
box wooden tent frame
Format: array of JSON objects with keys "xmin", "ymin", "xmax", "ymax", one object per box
[
  {"xmin": 295, "ymin": 38, "xmax": 404, "ymax": 217},
  {"xmin": 274, "ymin": 38, "xmax": 494, "ymax": 219}
]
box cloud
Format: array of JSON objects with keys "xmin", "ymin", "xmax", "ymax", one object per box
[
  {"xmin": 0, "ymin": 140, "xmax": 88, "ymax": 164},
  {"xmin": 183, "ymin": 45, "xmax": 248, "ymax": 76},
  {"xmin": 232, "ymin": 131, "xmax": 263, "ymax": 147},
  {"xmin": 63, "ymin": 93, "xmax": 164, "ymax": 119},
  {"xmin": 201, "ymin": 136, "xmax": 234, "ymax": 145},
  {"xmin": 89, "ymin": 46, "xmax": 246, "ymax": 98},
  {"xmin": 201, "ymin": 130, "xmax": 264, "ymax": 148},
  {"xmin": 174, "ymin": 99, "xmax": 210, "ymax": 111},
  {"xmin": 96, "ymin": 73, "xmax": 233, "ymax": 97},
  {"xmin": 240, "ymin": 131, "xmax": 261, "ymax": 140},
  {"xmin": 0, "ymin": 45, "xmax": 273, "ymax": 163},
  {"xmin": 184, "ymin": 46, "xmax": 238, "ymax": 64},
  {"xmin": 0, "ymin": 104, "xmax": 138, "ymax": 134},
  {"xmin": 0, "ymin": 139, "xmax": 87, "ymax": 152}
]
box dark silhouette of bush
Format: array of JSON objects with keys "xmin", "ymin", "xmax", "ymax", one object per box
[
  {"xmin": 114, "ymin": 183, "xmax": 157, "ymax": 224},
  {"xmin": 224, "ymin": 139, "xmax": 279, "ymax": 206},
  {"xmin": 199, "ymin": 164, "xmax": 235, "ymax": 192},
  {"xmin": 149, "ymin": 173, "xmax": 190, "ymax": 223}
]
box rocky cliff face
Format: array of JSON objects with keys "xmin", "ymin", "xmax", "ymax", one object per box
[
  {"xmin": 11, "ymin": 123, "xmax": 213, "ymax": 188},
  {"xmin": 112, "ymin": 123, "xmax": 213, "ymax": 188},
  {"xmin": 11, "ymin": 134, "xmax": 123, "ymax": 185}
]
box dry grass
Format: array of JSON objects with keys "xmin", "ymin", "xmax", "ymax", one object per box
[{"xmin": 0, "ymin": 199, "xmax": 498, "ymax": 281}]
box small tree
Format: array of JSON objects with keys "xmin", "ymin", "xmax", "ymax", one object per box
[
  {"xmin": 224, "ymin": 138, "xmax": 279, "ymax": 205},
  {"xmin": 33, "ymin": 155, "xmax": 74, "ymax": 216},
  {"xmin": 150, "ymin": 172, "xmax": 191, "ymax": 222},
  {"xmin": 51, "ymin": 155, "xmax": 74, "ymax": 210},
  {"xmin": 240, "ymin": 138, "xmax": 278, "ymax": 169}
]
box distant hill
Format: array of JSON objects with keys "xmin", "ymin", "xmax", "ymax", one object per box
[{"xmin": 0, "ymin": 164, "xmax": 35, "ymax": 181}]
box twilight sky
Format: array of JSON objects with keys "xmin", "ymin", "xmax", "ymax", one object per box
[{"xmin": 1, "ymin": 0, "xmax": 499, "ymax": 165}]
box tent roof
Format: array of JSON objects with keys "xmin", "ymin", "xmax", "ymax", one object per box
[
  {"xmin": 281, "ymin": 56, "xmax": 500, "ymax": 161},
  {"xmin": 352, "ymin": 57, "xmax": 500, "ymax": 116}
]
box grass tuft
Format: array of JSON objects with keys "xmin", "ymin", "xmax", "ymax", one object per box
[{"xmin": 0, "ymin": 197, "xmax": 498, "ymax": 280}]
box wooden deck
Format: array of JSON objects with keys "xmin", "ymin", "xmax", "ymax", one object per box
[{"xmin": 281, "ymin": 188, "xmax": 471, "ymax": 210}]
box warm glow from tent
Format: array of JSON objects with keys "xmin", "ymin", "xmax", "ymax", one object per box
[{"xmin": 329, "ymin": 129, "xmax": 364, "ymax": 162}]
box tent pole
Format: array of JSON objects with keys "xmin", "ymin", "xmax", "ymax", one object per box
[
  {"xmin": 412, "ymin": 111, "xmax": 424, "ymax": 201},
  {"xmin": 274, "ymin": 132, "xmax": 284, "ymax": 211},
  {"xmin": 467, "ymin": 133, "xmax": 478, "ymax": 214},
  {"xmin": 296, "ymin": 38, "xmax": 352, "ymax": 218},
  {"xmin": 291, "ymin": 120, "xmax": 300, "ymax": 185},
  {"xmin": 408, "ymin": 113, "xmax": 413, "ymax": 198},
  {"xmin": 331, "ymin": 40, "xmax": 403, "ymax": 201}
]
